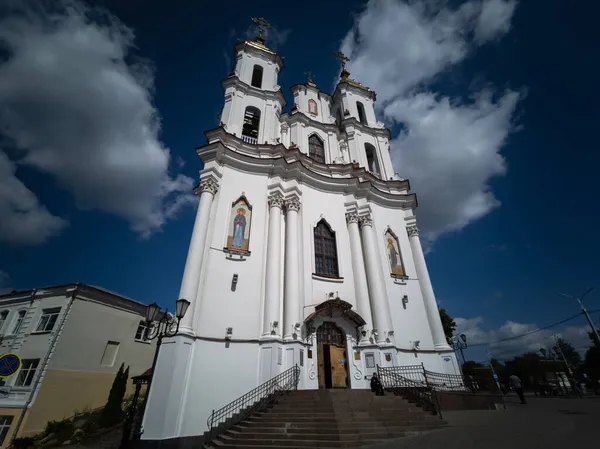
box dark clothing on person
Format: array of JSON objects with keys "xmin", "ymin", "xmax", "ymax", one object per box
[{"xmin": 370, "ymin": 374, "xmax": 385, "ymax": 396}]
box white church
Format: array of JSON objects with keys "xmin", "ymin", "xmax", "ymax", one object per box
[{"xmin": 141, "ymin": 20, "xmax": 459, "ymax": 443}]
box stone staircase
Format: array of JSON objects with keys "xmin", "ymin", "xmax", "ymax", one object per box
[{"xmin": 207, "ymin": 389, "xmax": 447, "ymax": 448}]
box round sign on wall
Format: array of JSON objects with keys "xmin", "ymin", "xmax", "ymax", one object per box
[{"xmin": 0, "ymin": 353, "xmax": 22, "ymax": 378}]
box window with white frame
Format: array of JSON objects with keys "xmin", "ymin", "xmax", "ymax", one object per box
[
  {"xmin": 35, "ymin": 308, "xmax": 61, "ymax": 333},
  {"xmin": 135, "ymin": 321, "xmax": 150, "ymax": 342},
  {"xmin": 100, "ymin": 341, "xmax": 120, "ymax": 367},
  {"xmin": 11, "ymin": 310, "xmax": 26, "ymax": 335},
  {"xmin": 14, "ymin": 359, "xmax": 40, "ymax": 387},
  {"xmin": 0, "ymin": 416, "xmax": 13, "ymax": 445},
  {"xmin": 0, "ymin": 311, "xmax": 8, "ymax": 333}
]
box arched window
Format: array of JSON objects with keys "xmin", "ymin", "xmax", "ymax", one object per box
[
  {"xmin": 314, "ymin": 220, "xmax": 339, "ymax": 277},
  {"xmin": 0, "ymin": 310, "xmax": 8, "ymax": 332},
  {"xmin": 242, "ymin": 106, "xmax": 260, "ymax": 143},
  {"xmin": 356, "ymin": 101, "xmax": 367, "ymax": 125},
  {"xmin": 308, "ymin": 134, "xmax": 325, "ymax": 163},
  {"xmin": 308, "ymin": 99, "xmax": 318, "ymax": 115},
  {"xmin": 12, "ymin": 310, "xmax": 26, "ymax": 334},
  {"xmin": 251, "ymin": 65, "xmax": 263, "ymax": 88},
  {"xmin": 365, "ymin": 143, "xmax": 380, "ymax": 175}
]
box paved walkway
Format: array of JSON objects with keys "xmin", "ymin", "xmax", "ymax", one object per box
[{"xmin": 366, "ymin": 395, "xmax": 600, "ymax": 449}]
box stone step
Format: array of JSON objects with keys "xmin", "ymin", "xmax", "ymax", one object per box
[
  {"xmin": 242, "ymin": 417, "xmax": 440, "ymax": 427},
  {"xmin": 221, "ymin": 430, "xmax": 419, "ymax": 441},
  {"xmin": 214, "ymin": 435, "xmax": 366, "ymax": 447},
  {"xmin": 229, "ymin": 423, "xmax": 446, "ymax": 437},
  {"xmin": 252, "ymin": 407, "xmax": 423, "ymax": 419}
]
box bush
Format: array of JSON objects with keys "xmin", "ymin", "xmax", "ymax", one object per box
[
  {"xmin": 10, "ymin": 437, "xmax": 36, "ymax": 449},
  {"xmin": 99, "ymin": 363, "xmax": 130, "ymax": 428},
  {"xmin": 81, "ymin": 419, "xmax": 98, "ymax": 436},
  {"xmin": 44, "ymin": 418, "xmax": 74, "ymax": 437}
]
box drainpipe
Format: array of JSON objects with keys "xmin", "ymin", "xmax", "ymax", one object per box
[{"xmin": 10, "ymin": 284, "xmax": 80, "ymax": 441}]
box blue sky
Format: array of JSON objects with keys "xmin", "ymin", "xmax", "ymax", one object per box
[{"xmin": 0, "ymin": 0, "xmax": 598, "ymax": 360}]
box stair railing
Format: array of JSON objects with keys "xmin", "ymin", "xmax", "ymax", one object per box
[
  {"xmin": 377, "ymin": 365, "xmax": 442, "ymax": 418},
  {"xmin": 206, "ymin": 364, "xmax": 300, "ymax": 442}
]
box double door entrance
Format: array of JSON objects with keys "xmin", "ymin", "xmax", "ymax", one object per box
[{"xmin": 317, "ymin": 322, "xmax": 350, "ymax": 389}]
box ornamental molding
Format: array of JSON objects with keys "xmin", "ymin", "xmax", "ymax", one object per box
[
  {"xmin": 199, "ymin": 178, "xmax": 219, "ymax": 195},
  {"xmin": 359, "ymin": 215, "xmax": 373, "ymax": 228},
  {"xmin": 284, "ymin": 197, "xmax": 301, "ymax": 212},
  {"xmin": 267, "ymin": 193, "xmax": 285, "ymax": 209},
  {"xmin": 406, "ymin": 224, "xmax": 419, "ymax": 237},
  {"xmin": 345, "ymin": 212, "xmax": 359, "ymax": 224}
]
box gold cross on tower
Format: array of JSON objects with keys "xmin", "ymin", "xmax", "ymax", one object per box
[
  {"xmin": 333, "ymin": 51, "xmax": 351, "ymax": 79},
  {"xmin": 304, "ymin": 70, "xmax": 315, "ymax": 83},
  {"xmin": 251, "ymin": 17, "xmax": 272, "ymax": 40}
]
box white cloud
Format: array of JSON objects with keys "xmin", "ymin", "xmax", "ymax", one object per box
[
  {"xmin": 340, "ymin": 0, "xmax": 520, "ymax": 242},
  {"xmin": 0, "ymin": 152, "xmax": 68, "ymax": 245},
  {"xmin": 0, "ymin": 0, "xmax": 195, "ymax": 244},
  {"xmin": 455, "ymin": 316, "xmax": 593, "ymax": 360}
]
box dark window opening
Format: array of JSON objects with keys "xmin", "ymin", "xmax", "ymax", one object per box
[
  {"xmin": 314, "ymin": 220, "xmax": 339, "ymax": 277},
  {"xmin": 242, "ymin": 106, "xmax": 261, "ymax": 140},
  {"xmin": 251, "ymin": 65, "xmax": 263, "ymax": 88},
  {"xmin": 309, "ymin": 134, "xmax": 325, "ymax": 163},
  {"xmin": 356, "ymin": 101, "xmax": 367, "ymax": 125},
  {"xmin": 365, "ymin": 143, "xmax": 379, "ymax": 175}
]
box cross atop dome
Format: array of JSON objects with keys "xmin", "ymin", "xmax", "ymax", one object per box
[
  {"xmin": 333, "ymin": 51, "xmax": 351, "ymax": 79},
  {"xmin": 251, "ymin": 17, "xmax": 272, "ymax": 44}
]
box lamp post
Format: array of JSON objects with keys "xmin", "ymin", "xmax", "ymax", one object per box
[
  {"xmin": 144, "ymin": 299, "xmax": 191, "ymax": 392},
  {"xmin": 452, "ymin": 333, "xmax": 468, "ymax": 366},
  {"xmin": 558, "ymin": 288, "xmax": 600, "ymax": 349},
  {"xmin": 451, "ymin": 334, "xmax": 468, "ymax": 378}
]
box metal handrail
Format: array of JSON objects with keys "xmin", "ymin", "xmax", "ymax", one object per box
[
  {"xmin": 377, "ymin": 365, "xmax": 441, "ymax": 418},
  {"xmin": 206, "ymin": 365, "xmax": 300, "ymax": 442}
]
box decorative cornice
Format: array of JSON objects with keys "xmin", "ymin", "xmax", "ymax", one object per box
[
  {"xmin": 406, "ymin": 224, "xmax": 419, "ymax": 237},
  {"xmin": 267, "ymin": 193, "xmax": 285, "ymax": 209},
  {"xmin": 285, "ymin": 197, "xmax": 301, "ymax": 212},
  {"xmin": 359, "ymin": 215, "xmax": 373, "ymax": 228},
  {"xmin": 199, "ymin": 178, "xmax": 219, "ymax": 195}
]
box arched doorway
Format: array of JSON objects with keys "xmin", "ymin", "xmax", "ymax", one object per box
[{"xmin": 317, "ymin": 322, "xmax": 349, "ymax": 389}]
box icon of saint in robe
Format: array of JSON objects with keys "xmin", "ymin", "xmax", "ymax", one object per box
[{"xmin": 232, "ymin": 208, "xmax": 247, "ymax": 248}]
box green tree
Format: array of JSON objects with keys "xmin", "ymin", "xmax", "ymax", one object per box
[
  {"xmin": 552, "ymin": 337, "xmax": 582, "ymax": 370},
  {"xmin": 100, "ymin": 363, "xmax": 129, "ymax": 427},
  {"xmin": 439, "ymin": 308, "xmax": 456, "ymax": 344}
]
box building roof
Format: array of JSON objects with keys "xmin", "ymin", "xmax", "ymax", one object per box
[{"xmin": 0, "ymin": 283, "xmax": 150, "ymax": 315}]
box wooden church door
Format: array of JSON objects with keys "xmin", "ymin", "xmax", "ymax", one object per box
[{"xmin": 317, "ymin": 322, "xmax": 349, "ymax": 389}]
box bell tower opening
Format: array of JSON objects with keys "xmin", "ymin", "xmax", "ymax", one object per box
[{"xmin": 242, "ymin": 106, "xmax": 261, "ymax": 144}]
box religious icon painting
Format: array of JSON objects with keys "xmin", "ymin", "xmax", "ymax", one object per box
[
  {"xmin": 226, "ymin": 196, "xmax": 252, "ymax": 252},
  {"xmin": 384, "ymin": 229, "xmax": 406, "ymax": 277}
]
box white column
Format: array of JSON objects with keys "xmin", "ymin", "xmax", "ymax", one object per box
[
  {"xmin": 283, "ymin": 196, "xmax": 301, "ymax": 340},
  {"xmin": 178, "ymin": 178, "xmax": 219, "ymax": 333},
  {"xmin": 360, "ymin": 214, "xmax": 393, "ymax": 343},
  {"xmin": 346, "ymin": 212, "xmax": 373, "ymax": 342},
  {"xmin": 407, "ymin": 224, "xmax": 451, "ymax": 350},
  {"xmin": 263, "ymin": 193, "xmax": 284, "ymax": 337}
]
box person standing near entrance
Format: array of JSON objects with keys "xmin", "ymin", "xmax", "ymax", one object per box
[
  {"xmin": 509, "ymin": 374, "xmax": 526, "ymax": 404},
  {"xmin": 370, "ymin": 373, "xmax": 385, "ymax": 396}
]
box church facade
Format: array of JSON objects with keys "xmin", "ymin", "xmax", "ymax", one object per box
[{"xmin": 141, "ymin": 25, "xmax": 459, "ymax": 443}]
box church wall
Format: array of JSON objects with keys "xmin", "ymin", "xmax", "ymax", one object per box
[
  {"xmin": 344, "ymin": 89, "xmax": 377, "ymax": 127},
  {"xmin": 194, "ymin": 166, "xmax": 270, "ymax": 339},
  {"xmin": 370, "ymin": 204, "xmax": 437, "ymax": 353},
  {"xmin": 292, "ymin": 86, "xmax": 333, "ymax": 124},
  {"xmin": 180, "ymin": 340, "xmax": 260, "ymax": 438}
]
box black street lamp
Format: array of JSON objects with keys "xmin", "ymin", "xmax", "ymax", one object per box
[
  {"xmin": 144, "ymin": 298, "xmax": 191, "ymax": 390},
  {"xmin": 452, "ymin": 333, "xmax": 468, "ymax": 366}
]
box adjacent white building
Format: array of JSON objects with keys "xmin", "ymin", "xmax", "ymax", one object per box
[
  {"xmin": 0, "ymin": 284, "xmax": 154, "ymax": 445},
  {"xmin": 142, "ymin": 28, "xmax": 459, "ymax": 443}
]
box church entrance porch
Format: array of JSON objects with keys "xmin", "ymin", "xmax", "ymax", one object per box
[{"xmin": 317, "ymin": 322, "xmax": 349, "ymax": 389}]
